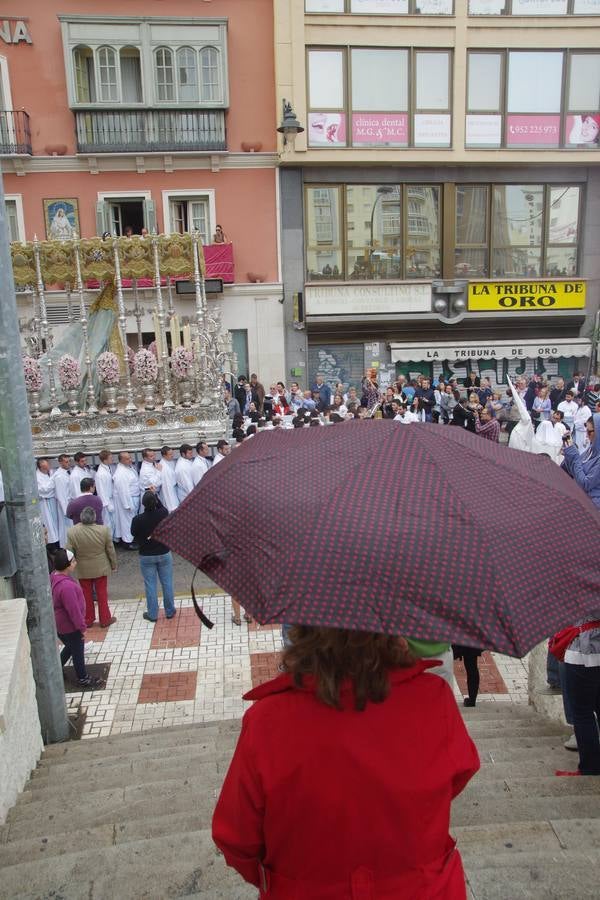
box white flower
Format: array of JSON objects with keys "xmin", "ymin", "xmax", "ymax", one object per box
[
  {"xmin": 96, "ymin": 351, "xmax": 120, "ymax": 385},
  {"xmin": 171, "ymin": 346, "xmax": 194, "ymax": 380},
  {"xmin": 23, "ymin": 355, "xmax": 42, "ymax": 392},
  {"xmin": 134, "ymin": 349, "xmax": 158, "ymax": 384},
  {"xmin": 58, "ymin": 354, "xmax": 81, "ymax": 390}
]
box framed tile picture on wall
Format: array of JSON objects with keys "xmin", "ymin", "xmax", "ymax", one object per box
[{"xmin": 43, "ymin": 198, "xmax": 80, "ymax": 241}]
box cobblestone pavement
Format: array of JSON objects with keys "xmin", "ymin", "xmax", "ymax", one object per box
[{"xmin": 64, "ymin": 590, "xmax": 530, "ymax": 739}]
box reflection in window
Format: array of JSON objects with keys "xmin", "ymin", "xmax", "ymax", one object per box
[
  {"xmin": 455, "ymin": 185, "xmax": 489, "ymax": 276},
  {"xmin": 546, "ymin": 186, "xmax": 579, "ymax": 275},
  {"xmin": 347, "ymin": 185, "xmax": 402, "ymax": 280},
  {"xmin": 306, "ymin": 187, "xmax": 343, "ymax": 280},
  {"xmin": 492, "ymin": 185, "xmax": 544, "ymax": 277},
  {"xmin": 406, "ymin": 187, "xmax": 440, "ymax": 279}
]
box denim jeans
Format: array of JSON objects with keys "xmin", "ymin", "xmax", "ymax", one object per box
[
  {"xmin": 140, "ymin": 552, "xmax": 176, "ymax": 620},
  {"xmin": 564, "ymin": 663, "xmax": 600, "ymax": 775}
]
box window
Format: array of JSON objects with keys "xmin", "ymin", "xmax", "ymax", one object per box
[
  {"xmin": 4, "ymin": 195, "xmax": 24, "ymax": 242},
  {"xmin": 466, "ymin": 49, "xmax": 600, "ymax": 148},
  {"xmin": 306, "ymin": 0, "xmax": 453, "ymax": 13},
  {"xmin": 96, "ymin": 193, "xmax": 156, "ymax": 237},
  {"xmin": 308, "ymin": 47, "xmax": 452, "ymax": 148},
  {"xmin": 469, "ymin": 0, "xmax": 600, "ymax": 13},
  {"xmin": 305, "ymin": 184, "xmax": 441, "ymax": 281},
  {"xmin": 163, "ymin": 191, "xmax": 215, "ymax": 245},
  {"xmin": 454, "ymin": 184, "xmax": 581, "ymax": 278},
  {"xmin": 61, "ymin": 18, "xmax": 229, "ymax": 109}
]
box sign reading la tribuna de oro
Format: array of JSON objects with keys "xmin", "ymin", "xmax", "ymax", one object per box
[{"xmin": 468, "ymin": 280, "xmax": 586, "ymax": 311}]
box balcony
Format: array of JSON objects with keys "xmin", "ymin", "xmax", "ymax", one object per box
[
  {"xmin": 74, "ymin": 109, "xmax": 227, "ymax": 154},
  {"xmin": 0, "ymin": 111, "xmax": 32, "ymax": 155}
]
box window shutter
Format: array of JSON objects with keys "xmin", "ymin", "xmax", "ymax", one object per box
[
  {"xmin": 96, "ymin": 201, "xmax": 109, "ymax": 237},
  {"xmin": 143, "ymin": 199, "xmax": 157, "ymax": 234}
]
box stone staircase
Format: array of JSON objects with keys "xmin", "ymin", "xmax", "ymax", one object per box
[{"xmin": 0, "ymin": 703, "xmax": 599, "ymax": 900}]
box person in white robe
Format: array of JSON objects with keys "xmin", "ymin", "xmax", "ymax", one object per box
[
  {"xmin": 531, "ymin": 420, "xmax": 563, "ymax": 465},
  {"xmin": 113, "ymin": 452, "xmax": 141, "ymax": 546},
  {"xmin": 96, "ymin": 449, "xmax": 119, "ymax": 540},
  {"xmin": 192, "ymin": 440, "xmax": 212, "ymax": 487},
  {"xmin": 139, "ymin": 449, "xmax": 163, "ymax": 508},
  {"xmin": 175, "ymin": 444, "xmax": 195, "ymax": 502},
  {"xmin": 212, "ymin": 440, "xmax": 230, "ymax": 464},
  {"xmin": 507, "ymin": 375, "xmax": 535, "ymax": 453},
  {"xmin": 573, "ymin": 398, "xmax": 592, "ymax": 452},
  {"xmin": 36, "ymin": 459, "xmax": 59, "ymax": 546},
  {"xmin": 69, "ymin": 452, "xmax": 94, "ymax": 499},
  {"xmin": 52, "ymin": 454, "xmax": 73, "ymax": 547},
  {"xmin": 159, "ymin": 446, "xmax": 179, "ymax": 513}
]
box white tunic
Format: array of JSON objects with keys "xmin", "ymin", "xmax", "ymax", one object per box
[
  {"xmin": 175, "ymin": 457, "xmax": 195, "ymax": 502},
  {"xmin": 69, "ymin": 464, "xmax": 94, "ymax": 499},
  {"xmin": 95, "ymin": 462, "xmax": 118, "ymax": 540},
  {"xmin": 36, "ymin": 470, "xmax": 59, "ymax": 545},
  {"xmin": 52, "ymin": 467, "xmax": 73, "ymax": 547},
  {"xmin": 191, "ymin": 455, "xmax": 211, "ymax": 487},
  {"xmin": 212, "ymin": 451, "xmax": 226, "ymax": 465},
  {"xmin": 139, "ymin": 460, "xmax": 163, "ymax": 496},
  {"xmin": 113, "ymin": 463, "xmax": 141, "ymax": 544},
  {"xmin": 160, "ymin": 460, "xmax": 179, "ymax": 513}
]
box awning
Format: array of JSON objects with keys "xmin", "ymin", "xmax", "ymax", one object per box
[{"xmin": 390, "ymin": 338, "xmax": 592, "ymax": 363}]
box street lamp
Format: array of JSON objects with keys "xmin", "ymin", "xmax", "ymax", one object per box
[
  {"xmin": 277, "ymin": 100, "xmax": 304, "ymax": 146},
  {"xmin": 369, "ymin": 185, "xmax": 395, "ymax": 276}
]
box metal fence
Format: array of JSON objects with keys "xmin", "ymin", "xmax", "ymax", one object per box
[
  {"xmin": 75, "ymin": 109, "xmax": 227, "ymax": 153},
  {"xmin": 0, "ymin": 111, "xmax": 32, "ymax": 155}
]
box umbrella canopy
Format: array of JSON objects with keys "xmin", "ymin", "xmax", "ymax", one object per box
[{"xmin": 155, "ymin": 421, "xmax": 600, "ymax": 657}]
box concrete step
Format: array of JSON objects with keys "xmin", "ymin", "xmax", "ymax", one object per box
[
  {"xmin": 452, "ymin": 794, "xmax": 600, "ymax": 828},
  {"xmin": 0, "ymin": 829, "xmax": 256, "ymax": 900},
  {"xmin": 460, "ymin": 775, "xmax": 600, "ymax": 801},
  {"xmin": 39, "ymin": 721, "xmax": 240, "ymax": 765},
  {"xmin": 4, "ymin": 774, "xmax": 220, "ymax": 842},
  {"xmin": 459, "ymin": 703, "xmax": 536, "ymax": 720},
  {"xmin": 463, "ymin": 721, "xmax": 566, "ymax": 739},
  {"xmin": 465, "ymin": 858, "xmax": 600, "ymax": 899}
]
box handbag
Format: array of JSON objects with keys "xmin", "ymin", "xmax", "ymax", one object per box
[{"xmin": 549, "ymin": 620, "xmax": 600, "ymax": 662}]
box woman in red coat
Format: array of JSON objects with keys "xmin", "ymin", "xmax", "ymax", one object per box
[{"xmin": 213, "ymin": 626, "xmax": 479, "ymax": 899}]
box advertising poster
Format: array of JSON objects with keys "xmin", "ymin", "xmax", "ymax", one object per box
[
  {"xmin": 308, "ymin": 112, "xmax": 347, "ymax": 146},
  {"xmin": 352, "ymin": 113, "xmax": 408, "ymax": 146},
  {"xmin": 565, "ymin": 114, "xmax": 600, "ymax": 147},
  {"xmin": 351, "ymin": 0, "xmax": 409, "ymax": 11},
  {"xmin": 465, "ymin": 115, "xmax": 502, "ymax": 147},
  {"xmin": 506, "ymin": 115, "xmax": 560, "ymax": 147},
  {"xmin": 414, "ymin": 114, "xmax": 451, "ymax": 147}
]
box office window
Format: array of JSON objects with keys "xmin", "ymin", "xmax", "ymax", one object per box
[
  {"xmin": 306, "ymin": 0, "xmax": 453, "ymax": 11},
  {"xmin": 469, "ymin": 0, "xmax": 600, "ymax": 13},
  {"xmin": 306, "ymin": 187, "xmax": 343, "ymax": 278},
  {"xmin": 566, "ymin": 53, "xmax": 600, "ymax": 146},
  {"xmin": 455, "ymin": 185, "xmax": 489, "ymax": 277}
]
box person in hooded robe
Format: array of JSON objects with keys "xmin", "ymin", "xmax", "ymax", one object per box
[
  {"xmin": 531, "ymin": 420, "xmax": 563, "ymax": 465},
  {"xmin": 507, "ymin": 375, "xmax": 534, "ymax": 453}
]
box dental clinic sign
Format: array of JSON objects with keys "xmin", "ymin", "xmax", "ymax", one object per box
[
  {"xmin": 468, "ymin": 280, "xmax": 586, "ymax": 311},
  {"xmin": 0, "ymin": 18, "xmax": 32, "ymax": 45}
]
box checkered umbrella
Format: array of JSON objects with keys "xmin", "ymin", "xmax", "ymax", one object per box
[{"xmin": 155, "ymin": 420, "xmax": 600, "ymax": 657}]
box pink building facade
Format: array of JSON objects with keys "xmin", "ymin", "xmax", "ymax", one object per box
[{"xmin": 1, "ymin": 0, "xmax": 284, "ymax": 384}]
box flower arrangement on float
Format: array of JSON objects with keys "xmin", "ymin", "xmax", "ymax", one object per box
[
  {"xmin": 170, "ymin": 346, "xmax": 194, "ymax": 380},
  {"xmin": 134, "ymin": 348, "xmax": 158, "ymax": 384},
  {"xmin": 96, "ymin": 351, "xmax": 120, "ymax": 385},
  {"xmin": 57, "ymin": 353, "xmax": 82, "ymax": 415},
  {"xmin": 23, "ymin": 355, "xmax": 43, "ymax": 392}
]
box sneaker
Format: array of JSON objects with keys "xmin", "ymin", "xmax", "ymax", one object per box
[
  {"xmin": 564, "ymin": 733, "xmax": 578, "ymax": 751},
  {"xmin": 555, "ymin": 769, "xmax": 581, "ymax": 777},
  {"xmin": 463, "ymin": 698, "xmax": 476, "ymax": 707},
  {"xmin": 166, "ymin": 611, "xmax": 177, "ymax": 620},
  {"xmin": 78, "ymin": 675, "xmax": 104, "ymax": 688},
  {"xmin": 142, "ymin": 612, "xmax": 157, "ymax": 623}
]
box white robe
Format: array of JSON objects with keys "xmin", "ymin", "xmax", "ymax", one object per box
[
  {"xmin": 52, "ymin": 467, "xmax": 73, "ymax": 547},
  {"xmin": 175, "ymin": 457, "xmax": 195, "ymax": 502},
  {"xmin": 160, "ymin": 460, "xmax": 179, "ymax": 513},
  {"xmin": 113, "ymin": 463, "xmax": 141, "ymax": 544},
  {"xmin": 69, "ymin": 465, "xmax": 94, "ymax": 499},
  {"xmin": 573, "ymin": 406, "xmax": 592, "ymax": 452},
  {"xmin": 212, "ymin": 452, "xmax": 226, "ymax": 465},
  {"xmin": 191, "ymin": 455, "xmax": 211, "ymax": 487},
  {"xmin": 139, "ymin": 460, "xmax": 163, "ymax": 499},
  {"xmin": 95, "ymin": 462, "xmax": 118, "ymax": 540},
  {"xmin": 36, "ymin": 470, "xmax": 59, "ymax": 545}
]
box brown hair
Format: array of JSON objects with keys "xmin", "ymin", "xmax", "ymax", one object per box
[{"xmin": 282, "ymin": 626, "xmax": 416, "ymax": 712}]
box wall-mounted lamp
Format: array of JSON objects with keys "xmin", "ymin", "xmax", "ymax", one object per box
[{"xmin": 277, "ymin": 100, "xmax": 304, "ymax": 146}]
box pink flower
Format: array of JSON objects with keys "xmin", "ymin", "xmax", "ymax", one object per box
[
  {"xmin": 96, "ymin": 351, "xmax": 120, "ymax": 385},
  {"xmin": 171, "ymin": 346, "xmax": 194, "ymax": 380},
  {"xmin": 134, "ymin": 349, "xmax": 158, "ymax": 384},
  {"xmin": 23, "ymin": 355, "xmax": 42, "ymax": 392},
  {"xmin": 58, "ymin": 354, "xmax": 81, "ymax": 391}
]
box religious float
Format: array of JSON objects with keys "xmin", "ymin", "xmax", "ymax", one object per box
[{"xmin": 12, "ymin": 233, "xmax": 234, "ymax": 456}]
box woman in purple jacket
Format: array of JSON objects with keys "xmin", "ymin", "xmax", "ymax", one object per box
[{"xmin": 50, "ymin": 549, "xmax": 103, "ymax": 688}]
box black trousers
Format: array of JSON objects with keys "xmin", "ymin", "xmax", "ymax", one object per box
[{"xmin": 58, "ymin": 630, "xmax": 87, "ymax": 680}]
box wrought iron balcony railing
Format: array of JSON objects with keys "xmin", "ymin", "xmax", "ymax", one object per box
[
  {"xmin": 0, "ymin": 110, "xmax": 32, "ymax": 155},
  {"xmin": 75, "ymin": 109, "xmax": 227, "ymax": 153}
]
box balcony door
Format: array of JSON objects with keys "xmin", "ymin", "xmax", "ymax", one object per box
[
  {"xmin": 96, "ymin": 194, "xmax": 156, "ymax": 237},
  {"xmin": 0, "ymin": 55, "xmax": 16, "ymax": 149}
]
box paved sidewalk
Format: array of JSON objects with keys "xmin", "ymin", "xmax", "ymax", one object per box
[{"xmin": 65, "ymin": 592, "xmax": 530, "ymax": 739}]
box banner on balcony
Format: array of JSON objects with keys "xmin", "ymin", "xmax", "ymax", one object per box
[{"xmin": 10, "ymin": 234, "xmax": 205, "ymax": 287}]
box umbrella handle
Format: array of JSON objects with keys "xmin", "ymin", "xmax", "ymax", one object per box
[{"xmin": 191, "ymin": 566, "xmax": 215, "ymax": 629}]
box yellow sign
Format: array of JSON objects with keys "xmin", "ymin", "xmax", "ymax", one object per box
[{"xmin": 468, "ymin": 280, "xmax": 586, "ymax": 311}]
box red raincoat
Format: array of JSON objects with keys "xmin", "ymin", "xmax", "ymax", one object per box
[{"xmin": 213, "ymin": 660, "xmax": 480, "ymax": 899}]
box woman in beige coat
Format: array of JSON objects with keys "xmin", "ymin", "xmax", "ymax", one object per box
[{"xmin": 67, "ymin": 506, "xmax": 117, "ymax": 628}]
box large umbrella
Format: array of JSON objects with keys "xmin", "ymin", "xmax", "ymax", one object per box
[{"xmin": 155, "ymin": 421, "xmax": 600, "ymax": 657}]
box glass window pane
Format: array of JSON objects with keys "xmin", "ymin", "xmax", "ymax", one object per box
[
  {"xmin": 573, "ymin": 0, "xmax": 600, "ymax": 10},
  {"xmin": 493, "ymin": 185, "xmax": 544, "ymax": 247},
  {"xmin": 568, "ymin": 54, "xmax": 600, "ymax": 110},
  {"xmin": 155, "ymin": 47, "xmax": 175, "ymax": 102},
  {"xmin": 306, "ymin": 188, "xmax": 343, "ymax": 280},
  {"xmin": 468, "ymin": 54, "xmax": 502, "ymax": 112},
  {"xmin": 456, "ymin": 185, "xmax": 488, "ymax": 245},
  {"xmin": 97, "ymin": 47, "xmax": 118, "ymax": 103},
  {"xmin": 200, "ymin": 47, "xmax": 221, "ymax": 103},
  {"xmin": 177, "ymin": 48, "xmax": 198, "ymax": 103},
  {"xmin": 190, "ymin": 201, "xmax": 208, "ymax": 242},
  {"xmin": 469, "ymin": 0, "xmax": 505, "ymax": 11},
  {"xmin": 346, "ymin": 185, "xmax": 402, "ymax": 281},
  {"xmin": 406, "ymin": 186, "xmax": 440, "ymax": 279},
  {"xmin": 351, "ymin": 1, "xmax": 409, "ymax": 11},
  {"xmin": 545, "ymin": 247, "xmax": 577, "ymax": 277},
  {"xmin": 120, "ymin": 49, "xmax": 142, "ymax": 103},
  {"xmin": 415, "ymin": 53, "xmax": 449, "ymax": 110},
  {"xmin": 418, "ymin": 0, "xmax": 453, "ymax": 11},
  {"xmin": 492, "ymin": 247, "xmax": 541, "ymax": 279},
  {"xmin": 4, "ymin": 199, "xmax": 19, "ymax": 242},
  {"xmin": 306, "ymin": 0, "xmax": 345, "ymax": 9},
  {"xmin": 351, "ymin": 49, "xmax": 408, "ymax": 111},
  {"xmin": 455, "ymin": 248, "xmax": 488, "ymax": 278},
  {"xmin": 507, "ymin": 52, "xmax": 563, "ymax": 113},
  {"xmin": 548, "ymin": 187, "xmax": 580, "ymax": 244},
  {"xmin": 74, "ymin": 47, "xmax": 95, "ymax": 103},
  {"xmin": 308, "ymin": 50, "xmax": 344, "ymax": 108},
  {"xmin": 512, "ymin": 0, "xmax": 567, "ymax": 12}
]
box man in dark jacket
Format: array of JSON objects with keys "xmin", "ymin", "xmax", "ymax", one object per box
[
  {"xmin": 131, "ymin": 491, "xmax": 176, "ymax": 622},
  {"xmin": 413, "ymin": 378, "xmax": 436, "ymax": 422},
  {"xmin": 66, "ymin": 477, "xmax": 104, "ymax": 525}
]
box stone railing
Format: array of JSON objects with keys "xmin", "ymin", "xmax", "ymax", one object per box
[
  {"xmin": 0, "ymin": 599, "xmax": 43, "ymax": 823},
  {"xmin": 528, "ymin": 641, "xmax": 565, "ymax": 725}
]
